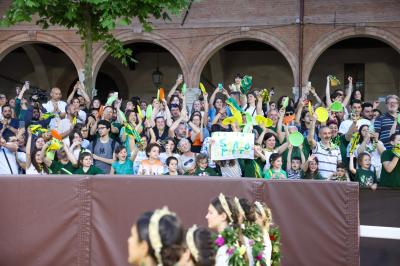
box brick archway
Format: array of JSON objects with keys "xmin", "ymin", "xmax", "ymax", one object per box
[
  {"xmin": 189, "ymin": 31, "xmax": 298, "ymax": 88},
  {"xmin": 92, "ymin": 30, "xmax": 189, "ymax": 84},
  {"xmin": 303, "ymin": 27, "xmax": 400, "ymax": 83},
  {"xmin": 0, "ymin": 31, "xmax": 83, "ymax": 73}
]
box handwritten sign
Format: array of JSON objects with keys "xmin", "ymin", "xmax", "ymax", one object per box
[{"xmin": 211, "ymin": 132, "xmax": 254, "ymax": 161}]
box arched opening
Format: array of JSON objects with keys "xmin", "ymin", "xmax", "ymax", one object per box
[
  {"xmin": 200, "ymin": 40, "xmax": 295, "ymax": 98},
  {"xmin": 0, "ymin": 43, "xmax": 77, "ymax": 101},
  {"xmin": 309, "ymin": 37, "xmax": 400, "ymax": 101},
  {"xmin": 96, "ymin": 42, "xmax": 183, "ymax": 103}
]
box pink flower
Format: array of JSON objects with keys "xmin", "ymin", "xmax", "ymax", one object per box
[
  {"xmin": 215, "ymin": 235, "xmax": 225, "ymax": 247},
  {"xmin": 227, "ymin": 247, "xmax": 235, "ymax": 255},
  {"xmin": 248, "ymin": 239, "xmax": 254, "ymax": 246},
  {"xmin": 256, "ymin": 252, "xmax": 263, "ymax": 261}
]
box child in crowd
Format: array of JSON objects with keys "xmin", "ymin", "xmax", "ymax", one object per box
[
  {"xmin": 301, "ymin": 155, "xmax": 323, "ymax": 179},
  {"xmin": 165, "ymin": 156, "xmax": 179, "ymax": 175},
  {"xmin": 110, "ymin": 146, "xmax": 134, "ymax": 175},
  {"xmin": 286, "ymin": 144, "xmax": 305, "ymax": 179},
  {"xmin": 350, "ymin": 152, "xmax": 377, "ymax": 190},
  {"xmin": 193, "ymin": 153, "xmax": 219, "ymax": 176},
  {"xmin": 75, "ymin": 152, "xmax": 104, "ymax": 175},
  {"xmin": 329, "ymin": 162, "xmax": 350, "ymax": 181},
  {"xmin": 264, "ymin": 153, "xmax": 287, "ymax": 179}
]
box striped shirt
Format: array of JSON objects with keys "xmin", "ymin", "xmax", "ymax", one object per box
[
  {"xmin": 374, "ymin": 113, "xmax": 399, "ymax": 149},
  {"xmin": 312, "ymin": 142, "xmax": 342, "ymax": 179}
]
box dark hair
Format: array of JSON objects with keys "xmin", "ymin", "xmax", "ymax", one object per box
[
  {"xmin": 166, "ymin": 156, "xmax": 178, "ymax": 166},
  {"xmin": 390, "ymin": 132, "xmax": 400, "ymax": 142},
  {"xmin": 372, "ymin": 108, "xmax": 382, "ymax": 116},
  {"xmin": 336, "ymin": 162, "xmax": 347, "ymax": 170},
  {"xmin": 146, "ymin": 143, "xmax": 161, "ymax": 157},
  {"xmin": 361, "ymin": 102, "xmax": 373, "ymax": 112},
  {"xmin": 195, "ymin": 153, "xmax": 208, "ymax": 165},
  {"xmin": 98, "ymin": 120, "xmax": 111, "ymax": 129},
  {"xmin": 210, "ymin": 196, "xmax": 239, "ymax": 225},
  {"xmin": 350, "ymin": 98, "xmax": 362, "ymax": 107},
  {"xmin": 31, "ymin": 148, "xmax": 49, "ymax": 174},
  {"xmin": 114, "ymin": 145, "xmax": 127, "ymax": 156},
  {"xmin": 239, "ymin": 198, "xmax": 256, "ymax": 223},
  {"xmin": 78, "ymin": 152, "xmax": 92, "ymax": 168},
  {"xmin": 191, "ymin": 227, "xmax": 216, "ymax": 266},
  {"xmin": 350, "ymin": 89, "xmax": 364, "ymax": 103},
  {"xmin": 357, "ymin": 152, "xmax": 371, "ymax": 166},
  {"xmin": 68, "ymin": 130, "xmax": 83, "ymax": 145},
  {"xmin": 234, "ymin": 73, "xmax": 243, "ymax": 79},
  {"xmin": 263, "ymin": 132, "xmax": 276, "ymax": 144},
  {"xmin": 190, "ymin": 111, "xmax": 202, "ymax": 122},
  {"xmin": 291, "ymin": 156, "xmax": 301, "ymax": 162},
  {"xmin": 358, "ymin": 124, "xmax": 370, "ymax": 144},
  {"xmin": 136, "ymin": 211, "xmax": 184, "ymax": 266},
  {"xmin": 1, "ymin": 104, "xmax": 11, "ymax": 113},
  {"xmin": 269, "ymin": 153, "xmax": 282, "ymax": 166}
]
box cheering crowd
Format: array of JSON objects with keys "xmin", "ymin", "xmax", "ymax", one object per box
[{"xmin": 0, "ymin": 73, "xmax": 399, "ymax": 188}]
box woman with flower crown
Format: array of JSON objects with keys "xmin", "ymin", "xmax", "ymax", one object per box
[
  {"xmin": 127, "ymin": 206, "xmax": 184, "ymax": 266},
  {"xmin": 177, "ymin": 225, "xmax": 216, "ymax": 266},
  {"xmin": 205, "ymin": 193, "xmax": 249, "ymax": 266}
]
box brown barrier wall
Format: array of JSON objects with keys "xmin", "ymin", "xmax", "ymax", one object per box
[{"xmin": 0, "ymin": 176, "xmax": 359, "ymax": 266}]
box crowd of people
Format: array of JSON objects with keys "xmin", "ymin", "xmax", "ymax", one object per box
[
  {"xmin": 127, "ymin": 194, "xmax": 279, "ymax": 266},
  {"xmin": 0, "ymin": 73, "xmax": 399, "ymax": 188}
]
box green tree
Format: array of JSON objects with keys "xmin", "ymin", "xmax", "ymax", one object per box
[{"xmin": 1, "ymin": 0, "xmax": 189, "ymax": 97}]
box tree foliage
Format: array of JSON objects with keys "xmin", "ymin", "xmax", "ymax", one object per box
[{"xmin": 1, "ymin": 0, "xmax": 190, "ymax": 95}]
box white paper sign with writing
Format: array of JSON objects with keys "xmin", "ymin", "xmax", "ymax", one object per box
[{"xmin": 211, "ymin": 132, "xmax": 254, "ymax": 161}]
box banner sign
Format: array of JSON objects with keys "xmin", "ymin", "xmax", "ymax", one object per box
[{"xmin": 211, "ymin": 132, "xmax": 254, "ymax": 161}]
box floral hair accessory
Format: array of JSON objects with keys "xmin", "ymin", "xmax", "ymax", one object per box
[
  {"xmin": 254, "ymin": 201, "xmax": 266, "ymax": 220},
  {"xmin": 186, "ymin": 225, "xmax": 199, "ymax": 262},
  {"xmin": 148, "ymin": 206, "xmax": 176, "ymax": 266},
  {"xmin": 218, "ymin": 193, "xmax": 233, "ymax": 223},
  {"xmin": 234, "ymin": 197, "xmax": 246, "ymax": 221}
]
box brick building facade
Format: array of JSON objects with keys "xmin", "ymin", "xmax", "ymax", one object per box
[{"xmin": 0, "ymin": 0, "xmax": 399, "ymax": 101}]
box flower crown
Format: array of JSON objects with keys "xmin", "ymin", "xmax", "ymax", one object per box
[
  {"xmin": 186, "ymin": 225, "xmax": 199, "ymax": 262},
  {"xmin": 218, "ymin": 193, "xmax": 233, "ymax": 223},
  {"xmin": 148, "ymin": 206, "xmax": 176, "ymax": 266}
]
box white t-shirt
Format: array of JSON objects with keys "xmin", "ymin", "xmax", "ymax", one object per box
[
  {"xmin": 338, "ymin": 119, "xmax": 371, "ymax": 135},
  {"xmin": 0, "ymin": 147, "xmax": 19, "ymax": 174},
  {"xmin": 43, "ymin": 100, "xmax": 67, "ymax": 114},
  {"xmin": 26, "ymin": 164, "xmax": 46, "ymax": 175}
]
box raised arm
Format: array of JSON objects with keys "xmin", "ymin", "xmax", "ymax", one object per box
[
  {"xmin": 40, "ymin": 142, "xmax": 53, "ymax": 168},
  {"xmin": 342, "ymin": 76, "xmax": 353, "ymax": 107},
  {"xmin": 202, "ymin": 93, "xmax": 209, "ymax": 125},
  {"xmin": 77, "ymin": 82, "xmax": 91, "ymax": 109},
  {"xmin": 208, "ymin": 88, "xmax": 219, "ymax": 108},
  {"xmin": 286, "ymin": 144, "xmax": 293, "ymax": 172},
  {"xmin": 276, "ymin": 108, "xmax": 286, "ymax": 144},
  {"xmin": 308, "ymin": 113, "xmax": 317, "ymax": 149},
  {"xmin": 256, "ymin": 91, "xmax": 263, "ymax": 115},
  {"xmin": 349, "ymin": 153, "xmax": 356, "ymax": 175},
  {"xmin": 67, "ymin": 84, "xmax": 78, "ymax": 104},
  {"xmin": 26, "ymin": 131, "xmax": 32, "ymax": 168},
  {"xmin": 325, "ymin": 76, "xmax": 332, "ymax": 107},
  {"xmin": 167, "ymin": 76, "xmax": 183, "ymax": 101}
]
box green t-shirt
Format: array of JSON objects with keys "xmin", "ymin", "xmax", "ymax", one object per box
[
  {"xmin": 355, "ymin": 168, "xmax": 376, "ymax": 188},
  {"xmin": 49, "ymin": 161, "xmax": 77, "ymax": 175},
  {"xmin": 239, "ymin": 159, "xmax": 265, "ymax": 178},
  {"xmin": 112, "ymin": 160, "xmax": 134, "ymax": 175},
  {"xmin": 193, "ymin": 167, "xmax": 220, "ymax": 176},
  {"xmin": 263, "ymin": 168, "xmax": 287, "ymax": 179},
  {"xmin": 300, "ymin": 170, "xmax": 324, "ymax": 180},
  {"xmin": 74, "ymin": 166, "xmax": 104, "ymax": 175},
  {"xmin": 336, "ymin": 134, "xmax": 350, "ymax": 167},
  {"xmin": 380, "ymin": 150, "xmax": 400, "ymax": 187}
]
